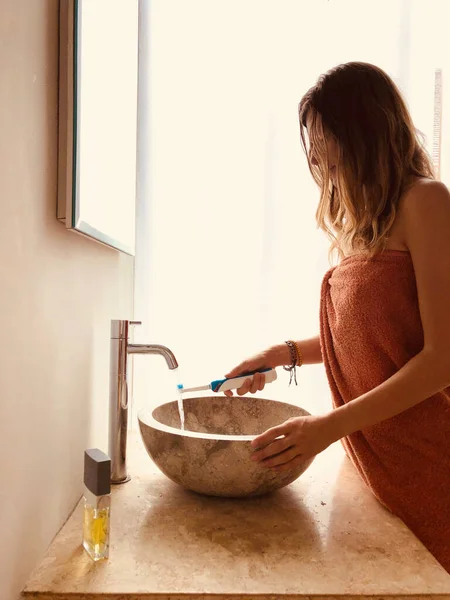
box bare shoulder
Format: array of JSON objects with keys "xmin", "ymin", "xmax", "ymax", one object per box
[
  {"xmin": 396, "ymin": 178, "xmax": 450, "ymax": 252},
  {"xmin": 402, "ymin": 177, "xmax": 450, "ymax": 208},
  {"xmin": 397, "ymin": 178, "xmax": 450, "ymax": 234}
]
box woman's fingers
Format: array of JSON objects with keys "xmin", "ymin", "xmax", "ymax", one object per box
[
  {"xmin": 251, "ymin": 421, "xmax": 292, "ymax": 450},
  {"xmin": 251, "ymin": 435, "xmax": 292, "ymax": 462},
  {"xmin": 261, "ymin": 446, "xmax": 300, "ymax": 468},
  {"xmin": 257, "ymin": 374, "xmax": 266, "ymax": 391},
  {"xmin": 223, "ymin": 373, "xmax": 267, "ymax": 397},
  {"xmin": 225, "ymin": 361, "xmax": 254, "ymax": 379},
  {"xmin": 249, "ymin": 372, "xmax": 265, "ymax": 393},
  {"xmin": 270, "ymin": 454, "xmax": 306, "ymax": 472},
  {"xmin": 225, "ymin": 381, "xmax": 251, "ymax": 397},
  {"xmin": 236, "ymin": 378, "xmax": 252, "ymax": 395},
  {"xmin": 225, "ymin": 353, "xmax": 268, "ymax": 380},
  {"xmin": 224, "ymin": 354, "xmax": 269, "ymax": 396}
]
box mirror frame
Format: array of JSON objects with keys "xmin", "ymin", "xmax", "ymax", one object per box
[{"xmin": 57, "ymin": 0, "xmax": 137, "ymax": 255}]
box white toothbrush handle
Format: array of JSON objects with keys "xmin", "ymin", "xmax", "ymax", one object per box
[{"xmin": 216, "ymin": 368, "xmax": 277, "ymax": 393}]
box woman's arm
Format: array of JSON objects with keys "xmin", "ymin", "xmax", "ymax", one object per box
[
  {"xmin": 224, "ymin": 336, "xmax": 322, "ymax": 396},
  {"xmin": 251, "ymin": 180, "xmax": 450, "ymax": 467},
  {"xmin": 330, "ymin": 180, "xmax": 450, "ymax": 438},
  {"xmin": 268, "ymin": 336, "xmax": 323, "ymax": 367},
  {"xmin": 330, "ymin": 347, "xmax": 450, "ymax": 438}
]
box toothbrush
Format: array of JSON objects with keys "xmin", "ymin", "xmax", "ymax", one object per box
[{"xmin": 178, "ymin": 368, "xmax": 277, "ymax": 394}]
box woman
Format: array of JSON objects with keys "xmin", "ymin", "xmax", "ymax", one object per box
[{"xmin": 224, "ymin": 62, "xmax": 450, "ymax": 572}]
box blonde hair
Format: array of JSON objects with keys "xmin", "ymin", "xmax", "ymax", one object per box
[{"xmin": 298, "ymin": 62, "xmax": 435, "ymax": 260}]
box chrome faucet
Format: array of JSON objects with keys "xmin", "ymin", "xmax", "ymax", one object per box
[{"xmin": 109, "ymin": 319, "xmax": 178, "ymax": 483}]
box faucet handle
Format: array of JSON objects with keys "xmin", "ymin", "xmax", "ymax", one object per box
[{"xmin": 111, "ymin": 319, "xmax": 142, "ymax": 340}]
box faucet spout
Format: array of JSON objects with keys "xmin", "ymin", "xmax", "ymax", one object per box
[
  {"xmin": 127, "ymin": 343, "xmax": 178, "ymax": 369},
  {"xmin": 109, "ymin": 320, "xmax": 179, "ymax": 484}
]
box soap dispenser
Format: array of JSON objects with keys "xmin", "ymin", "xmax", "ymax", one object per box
[{"xmin": 82, "ymin": 448, "xmax": 111, "ymax": 561}]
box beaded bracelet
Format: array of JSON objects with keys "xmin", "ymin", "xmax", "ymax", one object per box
[
  {"xmin": 283, "ymin": 340, "xmax": 300, "ymax": 386},
  {"xmin": 293, "ymin": 340, "xmax": 304, "ymax": 368}
]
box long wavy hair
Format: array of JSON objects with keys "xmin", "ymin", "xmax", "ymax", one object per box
[{"xmin": 298, "ymin": 62, "xmax": 435, "ymax": 259}]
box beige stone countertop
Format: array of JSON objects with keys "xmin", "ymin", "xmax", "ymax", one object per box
[{"xmin": 23, "ymin": 432, "xmax": 450, "ymax": 600}]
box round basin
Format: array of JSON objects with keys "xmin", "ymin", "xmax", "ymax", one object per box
[{"xmin": 138, "ymin": 396, "xmax": 315, "ymax": 498}]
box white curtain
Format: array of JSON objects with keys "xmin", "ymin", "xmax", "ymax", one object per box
[{"xmin": 132, "ymin": 0, "xmax": 447, "ymax": 425}]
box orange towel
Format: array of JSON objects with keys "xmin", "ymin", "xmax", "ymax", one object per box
[{"xmin": 320, "ymin": 250, "xmax": 450, "ymax": 572}]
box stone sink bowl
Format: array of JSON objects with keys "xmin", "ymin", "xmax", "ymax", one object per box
[{"xmin": 138, "ymin": 396, "xmax": 314, "ymax": 498}]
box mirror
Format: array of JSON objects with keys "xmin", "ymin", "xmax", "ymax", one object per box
[{"xmin": 57, "ymin": 0, "xmax": 139, "ymax": 255}]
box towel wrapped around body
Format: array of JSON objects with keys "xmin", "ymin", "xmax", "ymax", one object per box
[{"xmin": 320, "ymin": 250, "xmax": 450, "ymax": 572}]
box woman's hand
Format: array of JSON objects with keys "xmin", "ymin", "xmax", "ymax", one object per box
[
  {"xmin": 250, "ymin": 413, "xmax": 339, "ymax": 470},
  {"xmin": 224, "ymin": 346, "xmax": 286, "ymax": 397}
]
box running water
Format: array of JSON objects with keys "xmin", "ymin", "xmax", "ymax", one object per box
[{"xmin": 172, "ymin": 368, "xmax": 185, "ymax": 430}]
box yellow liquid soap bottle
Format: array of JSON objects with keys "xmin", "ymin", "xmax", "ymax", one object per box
[{"xmin": 82, "ymin": 448, "xmax": 111, "ymax": 561}]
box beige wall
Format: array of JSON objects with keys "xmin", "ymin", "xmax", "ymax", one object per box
[{"xmin": 0, "ymin": 2, "xmax": 134, "ymax": 598}]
